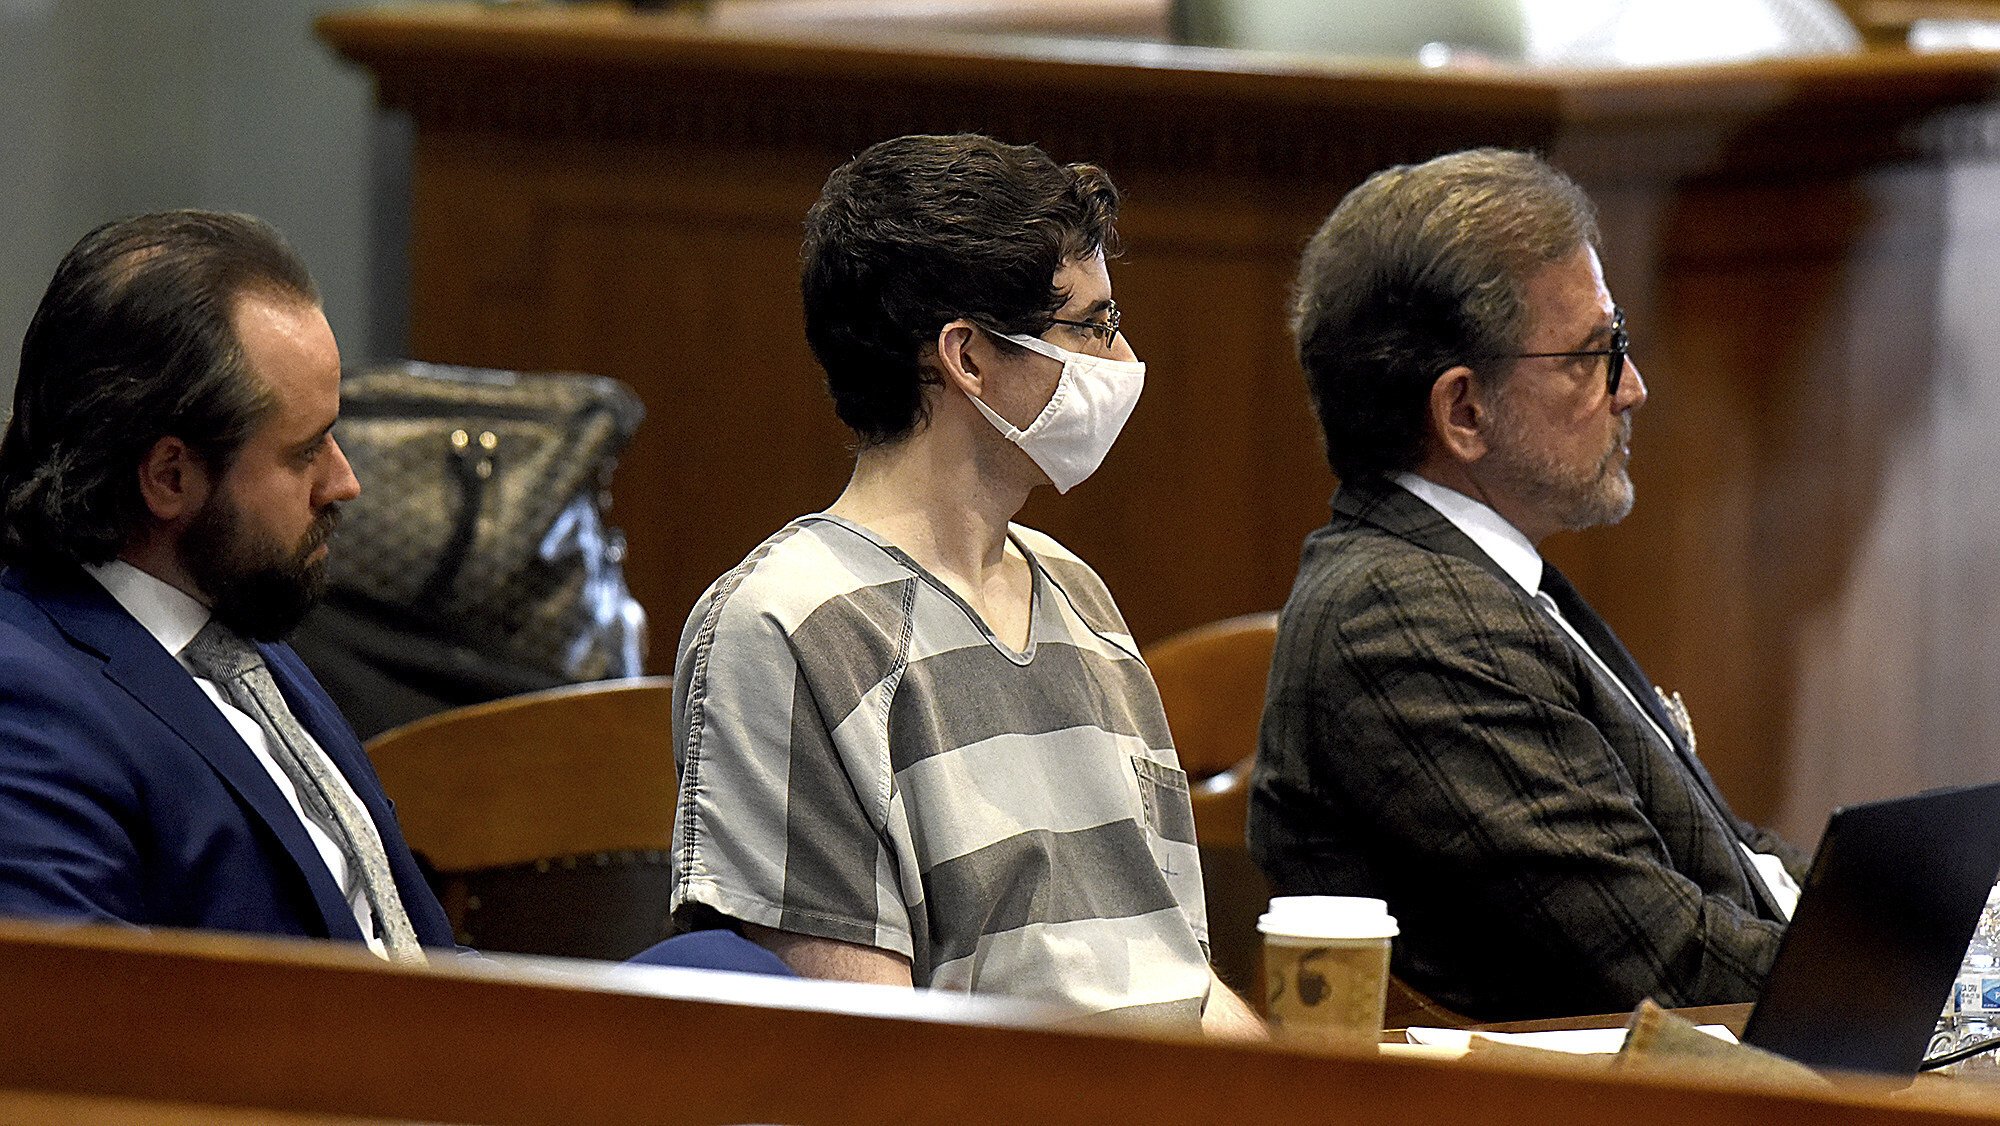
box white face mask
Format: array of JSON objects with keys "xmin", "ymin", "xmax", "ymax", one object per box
[{"xmin": 965, "ymin": 331, "xmax": 1145, "ymax": 493}]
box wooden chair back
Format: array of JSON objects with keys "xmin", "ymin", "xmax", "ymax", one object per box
[
  {"xmin": 364, "ymin": 677, "xmax": 676, "ymax": 957},
  {"xmin": 1145, "ymin": 611, "xmax": 1279, "ymax": 842},
  {"xmin": 1144, "ymin": 613, "xmax": 1279, "ymax": 998},
  {"xmin": 1386, "ymin": 975, "xmax": 1476, "ymax": 1030}
]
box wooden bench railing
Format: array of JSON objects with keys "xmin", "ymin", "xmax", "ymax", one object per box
[{"xmin": 2, "ymin": 919, "xmax": 2000, "ymax": 1124}]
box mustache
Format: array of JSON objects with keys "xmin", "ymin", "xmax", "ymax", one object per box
[
  {"xmin": 298, "ymin": 504, "xmax": 341, "ymax": 558},
  {"xmin": 1599, "ymin": 417, "xmax": 1633, "ymax": 473}
]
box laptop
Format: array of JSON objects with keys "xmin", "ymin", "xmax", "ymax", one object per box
[{"xmin": 1739, "ymin": 778, "xmax": 2000, "ymax": 1077}]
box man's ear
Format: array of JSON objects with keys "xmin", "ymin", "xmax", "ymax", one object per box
[
  {"xmin": 933, "ymin": 320, "xmax": 984, "ymax": 399},
  {"xmin": 135, "ymin": 436, "xmax": 211, "ymax": 524},
  {"xmin": 1428, "ymin": 364, "xmax": 1493, "ymax": 465}
]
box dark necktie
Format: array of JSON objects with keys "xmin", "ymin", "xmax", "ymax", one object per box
[
  {"xmin": 182, "ymin": 619, "xmax": 425, "ymax": 963},
  {"xmin": 1536, "ymin": 566, "xmax": 1681, "ymax": 745},
  {"xmin": 1536, "ymin": 566, "xmax": 1786, "ymax": 920}
]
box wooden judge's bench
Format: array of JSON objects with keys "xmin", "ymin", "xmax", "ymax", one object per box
[{"xmin": 316, "ymin": 3, "xmax": 2000, "ymax": 831}]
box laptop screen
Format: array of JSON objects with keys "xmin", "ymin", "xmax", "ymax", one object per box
[{"xmin": 1740, "ymin": 779, "xmax": 2000, "ymax": 1076}]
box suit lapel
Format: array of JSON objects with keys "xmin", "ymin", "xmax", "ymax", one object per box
[
  {"xmin": 1535, "ymin": 566, "xmax": 1785, "ymax": 914},
  {"xmin": 1544, "ymin": 572, "xmax": 1784, "ymax": 924},
  {"xmin": 264, "ymin": 642, "xmax": 452, "ymax": 945},
  {"xmin": 28, "ymin": 569, "xmax": 366, "ymax": 941},
  {"xmin": 1333, "ymin": 476, "xmax": 1526, "ymax": 593},
  {"xmin": 263, "ymin": 643, "xmax": 379, "ymax": 820},
  {"xmin": 1536, "ymin": 566, "xmax": 1761, "ymax": 853},
  {"xmin": 1536, "ymin": 566, "xmax": 1683, "ymax": 746},
  {"xmin": 1340, "ymin": 479, "xmax": 1692, "ymax": 763},
  {"xmin": 1336, "ymin": 480, "xmax": 1786, "ymax": 920}
]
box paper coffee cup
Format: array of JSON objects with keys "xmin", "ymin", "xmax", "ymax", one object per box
[{"xmin": 1259, "ymin": 896, "xmax": 1398, "ymax": 1048}]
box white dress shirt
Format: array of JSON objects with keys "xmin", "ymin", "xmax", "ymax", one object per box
[
  {"xmin": 84, "ymin": 561, "xmax": 388, "ymax": 955},
  {"xmin": 1391, "ymin": 473, "xmax": 1800, "ymax": 919}
]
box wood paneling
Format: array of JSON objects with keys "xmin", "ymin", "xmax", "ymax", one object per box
[
  {"xmin": 319, "ymin": 4, "xmax": 2000, "ymax": 828},
  {"xmin": 6, "ymin": 919, "xmax": 2000, "ymax": 1124}
]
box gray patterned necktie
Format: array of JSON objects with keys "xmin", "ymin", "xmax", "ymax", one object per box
[{"xmin": 183, "ymin": 619, "xmax": 425, "ymax": 964}]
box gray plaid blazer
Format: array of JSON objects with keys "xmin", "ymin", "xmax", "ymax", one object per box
[{"xmin": 1248, "ymin": 476, "xmax": 1805, "ymax": 1021}]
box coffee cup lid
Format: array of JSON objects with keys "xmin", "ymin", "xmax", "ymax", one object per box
[{"xmin": 1257, "ymin": 895, "xmax": 1399, "ymax": 940}]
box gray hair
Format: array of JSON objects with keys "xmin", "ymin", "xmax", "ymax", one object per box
[{"xmin": 1292, "ymin": 148, "xmax": 1599, "ymax": 479}]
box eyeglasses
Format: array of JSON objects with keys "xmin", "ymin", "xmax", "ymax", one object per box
[
  {"xmin": 1502, "ymin": 308, "xmax": 1628, "ymax": 396},
  {"xmin": 1047, "ymin": 303, "xmax": 1122, "ymax": 347}
]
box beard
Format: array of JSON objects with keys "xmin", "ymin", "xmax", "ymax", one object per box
[
  {"xmin": 1484, "ymin": 396, "xmax": 1635, "ymax": 534},
  {"xmin": 179, "ymin": 494, "xmax": 340, "ymax": 642}
]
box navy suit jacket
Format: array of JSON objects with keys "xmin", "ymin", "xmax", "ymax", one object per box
[{"xmin": 0, "ymin": 564, "xmax": 454, "ymax": 947}]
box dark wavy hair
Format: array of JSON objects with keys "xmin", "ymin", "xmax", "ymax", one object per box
[
  {"xmin": 1292, "ymin": 148, "xmax": 1599, "ymax": 480},
  {"xmin": 0, "ymin": 210, "xmax": 317, "ymax": 569},
  {"xmin": 801, "ymin": 133, "xmax": 1121, "ymax": 446}
]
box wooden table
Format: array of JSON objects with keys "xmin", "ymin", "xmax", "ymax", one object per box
[
  {"xmin": 7, "ymin": 919, "xmax": 2000, "ymax": 1124},
  {"xmin": 1474, "ymin": 1001, "xmax": 1756, "ymax": 1037}
]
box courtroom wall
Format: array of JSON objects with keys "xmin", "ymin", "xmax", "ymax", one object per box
[
  {"xmin": 0, "ymin": 0, "xmax": 414, "ymax": 399},
  {"xmin": 1778, "ymin": 160, "xmax": 2000, "ymax": 843}
]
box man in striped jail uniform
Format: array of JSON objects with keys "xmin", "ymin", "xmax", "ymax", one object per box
[{"xmin": 669, "ymin": 134, "xmax": 1261, "ymax": 1035}]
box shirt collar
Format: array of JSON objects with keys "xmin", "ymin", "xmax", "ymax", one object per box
[
  {"xmin": 1391, "ymin": 471, "xmax": 1544, "ymax": 595},
  {"xmin": 82, "ymin": 559, "xmax": 213, "ymax": 659}
]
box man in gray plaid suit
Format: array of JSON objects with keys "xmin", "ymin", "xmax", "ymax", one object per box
[{"xmin": 1248, "ymin": 149, "xmax": 1807, "ymax": 1022}]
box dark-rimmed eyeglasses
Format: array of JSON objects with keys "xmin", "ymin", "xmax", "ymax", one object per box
[
  {"xmin": 1048, "ymin": 304, "xmax": 1121, "ymax": 347},
  {"xmin": 1502, "ymin": 308, "xmax": 1628, "ymax": 396}
]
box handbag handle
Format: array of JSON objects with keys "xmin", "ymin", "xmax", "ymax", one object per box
[{"xmin": 416, "ymin": 428, "xmax": 498, "ymax": 605}]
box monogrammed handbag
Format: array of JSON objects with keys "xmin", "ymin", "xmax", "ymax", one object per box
[{"xmin": 290, "ymin": 361, "xmax": 647, "ymax": 739}]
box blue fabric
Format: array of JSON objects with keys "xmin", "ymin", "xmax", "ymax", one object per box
[
  {"xmin": 627, "ymin": 930, "xmax": 796, "ymax": 976},
  {"xmin": 0, "ymin": 565, "xmax": 455, "ymax": 948}
]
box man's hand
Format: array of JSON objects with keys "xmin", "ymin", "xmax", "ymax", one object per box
[
  {"xmin": 742, "ymin": 923, "xmax": 914, "ymax": 985},
  {"xmin": 1201, "ymin": 970, "xmax": 1268, "ymax": 1040}
]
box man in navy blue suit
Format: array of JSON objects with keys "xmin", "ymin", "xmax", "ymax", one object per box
[{"xmin": 0, "ymin": 211, "xmax": 457, "ymax": 958}]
